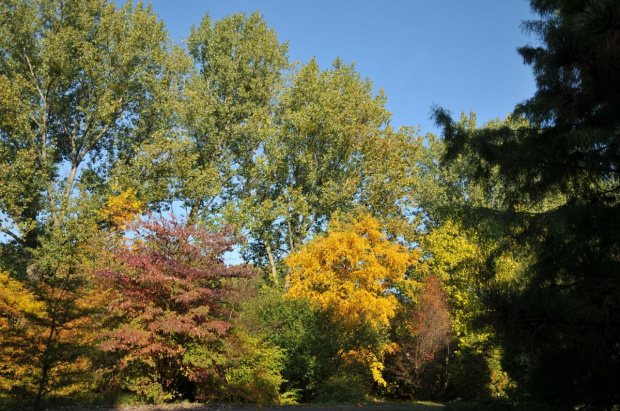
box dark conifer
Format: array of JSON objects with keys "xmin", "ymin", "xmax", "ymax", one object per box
[{"xmin": 434, "ymin": 0, "xmax": 620, "ymax": 408}]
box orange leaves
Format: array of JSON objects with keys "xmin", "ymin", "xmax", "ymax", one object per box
[{"xmin": 286, "ymin": 215, "xmax": 419, "ymax": 331}]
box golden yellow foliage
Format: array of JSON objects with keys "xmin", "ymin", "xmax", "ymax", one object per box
[
  {"xmin": 0, "ymin": 272, "xmax": 45, "ymax": 394},
  {"xmin": 99, "ymin": 185, "xmax": 143, "ymax": 230},
  {"xmin": 286, "ymin": 215, "xmax": 422, "ymax": 386},
  {"xmin": 286, "ymin": 215, "xmax": 418, "ymax": 330},
  {"xmin": 340, "ymin": 341, "xmax": 400, "ymax": 387},
  {"xmin": 0, "ymin": 271, "xmax": 46, "ymax": 319}
]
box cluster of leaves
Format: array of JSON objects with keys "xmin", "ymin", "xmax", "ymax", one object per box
[
  {"xmin": 97, "ymin": 217, "xmax": 253, "ymax": 402},
  {"xmin": 287, "ymin": 215, "xmax": 418, "ymax": 331}
]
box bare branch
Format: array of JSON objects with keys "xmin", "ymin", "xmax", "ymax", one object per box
[
  {"xmin": 76, "ymin": 122, "xmax": 110, "ymax": 166},
  {"xmin": 0, "ymin": 226, "xmax": 25, "ymax": 245},
  {"xmin": 23, "ymin": 53, "xmax": 45, "ymax": 104}
]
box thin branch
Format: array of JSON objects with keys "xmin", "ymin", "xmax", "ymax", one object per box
[
  {"xmin": 0, "ymin": 226, "xmax": 25, "ymax": 245},
  {"xmin": 24, "ymin": 53, "xmax": 61, "ymax": 228},
  {"xmin": 62, "ymin": 163, "xmax": 79, "ymax": 206},
  {"xmin": 539, "ymin": 160, "xmax": 619, "ymax": 175},
  {"xmin": 76, "ymin": 121, "xmax": 110, "ymax": 165},
  {"xmin": 61, "ymin": 121, "xmax": 74, "ymax": 148},
  {"xmin": 23, "ymin": 53, "xmax": 45, "ymax": 103},
  {"xmin": 70, "ymin": 77, "xmax": 87, "ymax": 160},
  {"xmin": 79, "ymin": 115, "xmax": 97, "ymax": 157},
  {"xmin": 30, "ymin": 115, "xmax": 42, "ymax": 128},
  {"xmin": 63, "ymin": 95, "xmax": 123, "ymax": 204},
  {"xmin": 70, "ymin": 116, "xmax": 79, "ymax": 161},
  {"xmin": 76, "ymin": 95, "xmax": 123, "ymax": 165}
]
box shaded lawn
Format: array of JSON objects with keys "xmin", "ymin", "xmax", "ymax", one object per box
[{"xmin": 41, "ymin": 402, "xmax": 445, "ymax": 411}]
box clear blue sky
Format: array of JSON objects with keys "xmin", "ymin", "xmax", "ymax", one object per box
[{"xmin": 143, "ymin": 0, "xmax": 538, "ymax": 135}]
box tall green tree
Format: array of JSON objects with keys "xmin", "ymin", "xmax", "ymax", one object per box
[
  {"xmin": 0, "ymin": 0, "xmax": 182, "ymax": 405},
  {"xmin": 0, "ymin": 0, "xmax": 181, "ymax": 245},
  {"xmin": 433, "ymin": 0, "xmax": 620, "ymax": 408},
  {"xmin": 181, "ymin": 11, "xmax": 289, "ymax": 221},
  {"xmin": 228, "ymin": 59, "xmax": 421, "ymax": 282},
  {"xmin": 178, "ymin": 13, "xmax": 419, "ymax": 282}
]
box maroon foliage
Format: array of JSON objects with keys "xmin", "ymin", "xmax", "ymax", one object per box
[
  {"xmin": 97, "ymin": 216, "xmax": 253, "ymax": 401},
  {"xmin": 384, "ymin": 276, "xmax": 452, "ymax": 400}
]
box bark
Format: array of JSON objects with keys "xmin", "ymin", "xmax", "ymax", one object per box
[{"xmin": 265, "ymin": 242, "xmax": 279, "ymax": 285}]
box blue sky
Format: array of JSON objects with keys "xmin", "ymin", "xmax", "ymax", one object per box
[{"xmin": 144, "ymin": 0, "xmax": 539, "ymax": 134}]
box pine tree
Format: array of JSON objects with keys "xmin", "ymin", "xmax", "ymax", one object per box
[{"xmin": 433, "ymin": 0, "xmax": 620, "ymax": 408}]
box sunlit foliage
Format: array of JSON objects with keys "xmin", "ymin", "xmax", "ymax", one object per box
[
  {"xmin": 287, "ymin": 215, "xmax": 421, "ymax": 388},
  {"xmin": 97, "ymin": 217, "xmax": 253, "ymax": 402},
  {"xmin": 287, "ymin": 215, "xmax": 418, "ymax": 330}
]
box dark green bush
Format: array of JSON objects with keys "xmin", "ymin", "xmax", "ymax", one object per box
[{"xmin": 314, "ymin": 373, "xmax": 368, "ymax": 404}]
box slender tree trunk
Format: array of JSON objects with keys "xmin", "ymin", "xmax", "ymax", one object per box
[
  {"xmin": 265, "ymin": 243, "xmax": 279, "ymax": 286},
  {"xmin": 443, "ymin": 340, "xmax": 451, "ymax": 396},
  {"xmin": 62, "ymin": 164, "xmax": 79, "ymax": 211},
  {"xmin": 34, "ymin": 324, "xmax": 57, "ymax": 410},
  {"xmin": 284, "ymin": 270, "xmax": 291, "ymax": 291},
  {"xmin": 285, "ymin": 219, "xmax": 297, "ymax": 291},
  {"xmin": 287, "ymin": 219, "xmax": 295, "ymax": 253}
]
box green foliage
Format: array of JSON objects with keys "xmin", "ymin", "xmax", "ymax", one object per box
[
  {"xmin": 180, "ymin": 11, "xmax": 289, "ymax": 223},
  {"xmin": 0, "ymin": 0, "xmax": 182, "ymax": 242},
  {"xmin": 223, "ymin": 330, "xmax": 292, "ymax": 409},
  {"xmin": 314, "ymin": 373, "xmax": 368, "ymax": 404},
  {"xmin": 226, "ymin": 57, "xmax": 421, "ymax": 282},
  {"xmin": 236, "ymin": 286, "xmax": 338, "ymax": 401},
  {"xmin": 447, "ymin": 337, "xmax": 513, "ymax": 402}
]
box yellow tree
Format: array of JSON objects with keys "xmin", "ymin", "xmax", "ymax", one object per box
[
  {"xmin": 0, "ymin": 271, "xmax": 47, "ymax": 396},
  {"xmin": 0, "ymin": 186, "xmax": 141, "ymax": 407},
  {"xmin": 286, "ymin": 215, "xmax": 421, "ymax": 389}
]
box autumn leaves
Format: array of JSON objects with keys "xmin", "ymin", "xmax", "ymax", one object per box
[{"xmin": 286, "ymin": 215, "xmax": 419, "ymax": 387}]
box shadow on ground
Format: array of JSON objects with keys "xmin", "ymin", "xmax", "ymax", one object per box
[{"xmin": 43, "ymin": 403, "xmax": 444, "ymax": 411}]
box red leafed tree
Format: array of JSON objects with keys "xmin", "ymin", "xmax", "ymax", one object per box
[
  {"xmin": 97, "ymin": 216, "xmax": 253, "ymax": 402},
  {"xmin": 384, "ymin": 276, "xmax": 452, "ymax": 400}
]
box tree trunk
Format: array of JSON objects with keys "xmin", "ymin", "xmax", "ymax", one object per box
[
  {"xmin": 34, "ymin": 324, "xmax": 57, "ymax": 410},
  {"xmin": 265, "ymin": 243, "xmax": 279, "ymax": 286}
]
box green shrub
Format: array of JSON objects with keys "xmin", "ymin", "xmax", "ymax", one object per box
[
  {"xmin": 314, "ymin": 373, "xmax": 368, "ymax": 404},
  {"xmin": 223, "ymin": 330, "xmax": 295, "ymax": 409}
]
